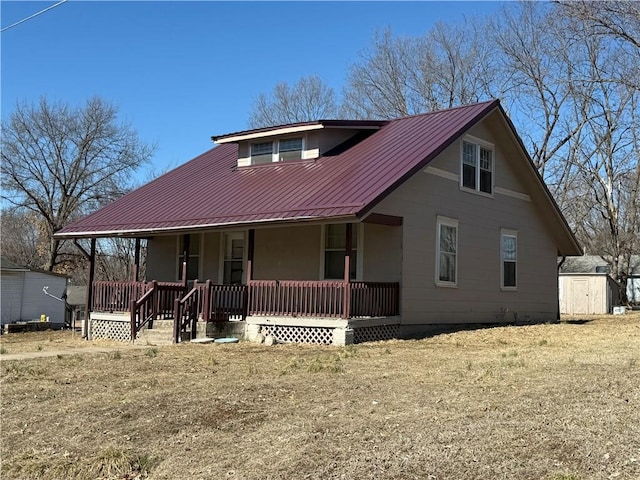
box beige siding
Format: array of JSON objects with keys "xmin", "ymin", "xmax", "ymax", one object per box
[
  {"xmin": 373, "ymin": 110, "xmax": 560, "ymax": 325},
  {"xmin": 253, "ymin": 225, "xmax": 321, "ymax": 280},
  {"xmin": 201, "ymin": 232, "xmax": 221, "ymax": 282},
  {"xmin": 317, "ymin": 129, "xmax": 361, "ymax": 155},
  {"xmin": 362, "ymin": 223, "xmax": 402, "ymax": 282},
  {"xmin": 146, "ymin": 235, "xmax": 177, "ymax": 281}
]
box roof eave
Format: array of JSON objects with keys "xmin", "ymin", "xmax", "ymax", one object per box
[{"xmin": 54, "ymin": 213, "xmax": 360, "ymax": 239}]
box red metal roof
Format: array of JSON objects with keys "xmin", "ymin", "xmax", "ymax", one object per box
[{"xmin": 57, "ymin": 100, "xmax": 501, "ymax": 237}]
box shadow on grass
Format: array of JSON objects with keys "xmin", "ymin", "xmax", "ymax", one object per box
[{"xmin": 560, "ymin": 319, "xmax": 592, "ymax": 325}]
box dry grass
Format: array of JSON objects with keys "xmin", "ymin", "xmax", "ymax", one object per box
[
  {"xmin": 1, "ymin": 313, "xmax": 639, "ymax": 480},
  {"xmin": 0, "ymin": 330, "xmax": 123, "ymax": 355}
]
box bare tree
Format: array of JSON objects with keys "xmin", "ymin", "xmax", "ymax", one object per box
[
  {"xmin": 562, "ymin": 48, "xmax": 640, "ymax": 302},
  {"xmin": 0, "ymin": 209, "xmax": 48, "ymax": 269},
  {"xmin": 491, "ymin": 2, "xmax": 593, "ymax": 182},
  {"xmin": 557, "ymin": 0, "xmax": 640, "ymax": 51},
  {"xmin": 249, "ymin": 75, "xmax": 341, "ymax": 128},
  {"xmin": 342, "ymin": 23, "xmax": 497, "ymax": 119},
  {"xmin": 1, "ymin": 97, "xmax": 154, "ymax": 272}
]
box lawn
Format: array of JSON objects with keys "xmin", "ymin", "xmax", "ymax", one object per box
[{"xmin": 1, "ymin": 314, "xmax": 639, "ymax": 480}]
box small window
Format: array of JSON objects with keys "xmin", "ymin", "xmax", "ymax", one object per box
[
  {"xmin": 461, "ymin": 139, "xmax": 493, "ymax": 194},
  {"xmin": 436, "ymin": 217, "xmax": 458, "ymax": 286},
  {"xmin": 323, "ymin": 224, "xmax": 357, "ymax": 280},
  {"xmin": 278, "ymin": 137, "xmax": 303, "ymax": 161},
  {"xmin": 501, "ymin": 231, "xmax": 517, "ymax": 289},
  {"xmin": 250, "ymin": 142, "xmax": 273, "ymax": 164}
]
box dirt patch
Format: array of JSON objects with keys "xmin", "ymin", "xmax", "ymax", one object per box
[{"xmin": 1, "ymin": 314, "xmax": 639, "ymax": 479}]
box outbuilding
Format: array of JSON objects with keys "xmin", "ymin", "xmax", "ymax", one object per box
[{"xmin": 1, "ymin": 257, "xmax": 68, "ymax": 328}]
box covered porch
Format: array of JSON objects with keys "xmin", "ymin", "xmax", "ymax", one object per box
[{"xmin": 83, "ymin": 219, "xmax": 403, "ymax": 345}]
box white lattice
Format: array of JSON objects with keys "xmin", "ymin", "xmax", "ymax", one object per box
[
  {"xmin": 260, "ymin": 325, "xmax": 333, "ymax": 345},
  {"xmin": 353, "ymin": 324, "xmax": 399, "ymax": 344},
  {"xmin": 91, "ymin": 319, "xmax": 132, "ymax": 342}
]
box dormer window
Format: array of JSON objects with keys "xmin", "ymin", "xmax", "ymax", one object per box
[
  {"xmin": 250, "ymin": 142, "xmax": 274, "ymax": 165},
  {"xmin": 249, "ymin": 137, "xmax": 304, "ymax": 165},
  {"xmin": 278, "ymin": 137, "xmax": 303, "ymax": 161}
]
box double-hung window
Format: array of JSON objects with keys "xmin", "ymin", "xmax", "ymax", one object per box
[
  {"xmin": 250, "ymin": 142, "xmax": 273, "ymax": 165},
  {"xmin": 250, "ymin": 137, "xmax": 304, "ymax": 165},
  {"xmin": 461, "ymin": 137, "xmax": 493, "ymax": 194},
  {"xmin": 436, "ymin": 217, "xmax": 458, "ymax": 286},
  {"xmin": 278, "ymin": 137, "xmax": 303, "ymax": 161},
  {"xmin": 501, "ymin": 230, "xmax": 517, "ymax": 289}
]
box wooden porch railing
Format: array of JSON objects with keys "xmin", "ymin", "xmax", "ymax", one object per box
[
  {"xmin": 93, "ymin": 281, "xmax": 148, "ymax": 313},
  {"xmin": 124, "ymin": 281, "xmax": 186, "ymax": 340},
  {"xmin": 173, "ymin": 283, "xmax": 202, "ymax": 343},
  {"xmin": 247, "ymin": 280, "xmax": 400, "ymax": 318},
  {"xmin": 93, "ymin": 280, "xmax": 184, "ymax": 316},
  {"xmin": 96, "ymin": 279, "xmax": 399, "ymax": 342},
  {"xmin": 349, "ymin": 282, "xmax": 400, "ymax": 318}
]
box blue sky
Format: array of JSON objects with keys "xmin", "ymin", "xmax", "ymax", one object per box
[{"xmin": 1, "ymin": 1, "xmax": 504, "ymax": 177}]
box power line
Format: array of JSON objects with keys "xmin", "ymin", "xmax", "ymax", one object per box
[{"xmin": 1, "ymin": 0, "xmax": 68, "ymax": 33}]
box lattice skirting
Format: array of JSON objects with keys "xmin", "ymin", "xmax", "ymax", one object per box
[
  {"xmin": 259, "ymin": 323, "xmax": 400, "ymax": 345},
  {"xmin": 353, "ymin": 324, "xmax": 399, "ymax": 344},
  {"xmin": 260, "ymin": 325, "xmax": 334, "ymax": 345},
  {"xmin": 91, "ymin": 319, "xmax": 132, "ymax": 342}
]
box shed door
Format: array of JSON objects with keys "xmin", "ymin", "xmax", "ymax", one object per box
[{"xmin": 570, "ymin": 278, "xmax": 590, "ymax": 314}]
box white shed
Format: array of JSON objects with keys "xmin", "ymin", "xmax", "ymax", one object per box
[
  {"xmin": 1, "ymin": 257, "xmax": 68, "ymax": 326},
  {"xmin": 559, "ymin": 273, "xmax": 620, "ymax": 315},
  {"xmin": 559, "ymin": 255, "xmax": 625, "ymax": 314}
]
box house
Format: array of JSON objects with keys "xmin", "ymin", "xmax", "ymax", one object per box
[
  {"xmin": 55, "ymin": 99, "xmax": 581, "ymax": 345},
  {"xmin": 1, "ymin": 257, "xmax": 68, "ymax": 329},
  {"xmin": 559, "ymin": 255, "xmax": 639, "ymax": 313}
]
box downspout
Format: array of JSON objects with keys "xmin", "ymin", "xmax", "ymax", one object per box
[{"xmin": 557, "ymin": 255, "xmax": 566, "ymax": 321}]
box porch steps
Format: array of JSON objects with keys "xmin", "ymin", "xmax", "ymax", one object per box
[{"xmin": 135, "ymin": 319, "xmax": 208, "ymax": 346}]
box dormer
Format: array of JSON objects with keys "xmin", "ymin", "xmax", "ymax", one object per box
[{"xmin": 212, "ymin": 120, "xmax": 387, "ymax": 168}]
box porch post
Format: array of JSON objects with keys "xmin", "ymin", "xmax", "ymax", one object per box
[
  {"xmin": 343, "ymin": 223, "xmax": 353, "ymax": 319},
  {"xmin": 84, "ymin": 238, "xmax": 96, "ymax": 339},
  {"xmin": 132, "ymin": 238, "xmax": 141, "ymax": 282},
  {"xmin": 181, "ymin": 234, "xmax": 190, "ymax": 287},
  {"xmin": 245, "ymin": 229, "xmax": 255, "ymax": 319}
]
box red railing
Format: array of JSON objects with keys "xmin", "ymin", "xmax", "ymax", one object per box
[
  {"xmin": 93, "ymin": 280, "xmax": 184, "ymax": 315},
  {"xmin": 93, "ymin": 281, "xmax": 148, "ymax": 313},
  {"xmin": 207, "ymin": 283, "xmax": 248, "ymax": 321},
  {"xmin": 96, "ymin": 279, "xmax": 399, "ymax": 340},
  {"xmin": 248, "ymin": 280, "xmax": 347, "ymax": 318},
  {"xmin": 349, "ymin": 282, "xmax": 400, "ymax": 318},
  {"xmin": 129, "ymin": 281, "xmax": 187, "ymax": 340},
  {"xmin": 173, "ymin": 285, "xmax": 201, "ymax": 343}
]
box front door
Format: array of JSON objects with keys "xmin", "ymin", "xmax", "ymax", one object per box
[{"xmin": 223, "ymin": 232, "xmax": 244, "ymax": 285}]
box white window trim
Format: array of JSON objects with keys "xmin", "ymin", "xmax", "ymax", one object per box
[
  {"xmin": 218, "ymin": 231, "xmax": 247, "ymax": 284},
  {"xmin": 500, "ymin": 228, "xmax": 518, "ymax": 291},
  {"xmin": 435, "ymin": 216, "xmax": 458, "ymax": 288},
  {"xmin": 249, "ymin": 135, "xmax": 306, "ymax": 165},
  {"xmin": 176, "ymin": 233, "xmax": 203, "ymax": 281},
  {"xmin": 319, "ymin": 223, "xmax": 363, "ymax": 281},
  {"xmin": 460, "ymin": 135, "xmax": 494, "ymax": 197}
]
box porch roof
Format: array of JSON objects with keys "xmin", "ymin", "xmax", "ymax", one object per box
[{"xmin": 57, "ymin": 101, "xmax": 498, "ymax": 238}]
